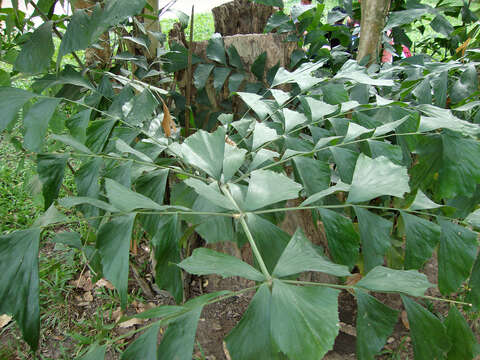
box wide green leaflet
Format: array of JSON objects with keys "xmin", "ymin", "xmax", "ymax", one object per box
[
  {"xmin": 179, "ymin": 248, "xmax": 265, "ymax": 281},
  {"xmin": 356, "ymin": 266, "xmax": 432, "ymax": 296},
  {"xmin": 58, "ymin": 0, "xmax": 146, "ymax": 63},
  {"xmin": 52, "ymin": 134, "xmax": 93, "ymax": 154},
  {"xmin": 356, "ymin": 290, "xmax": 399, "ymax": 360},
  {"xmin": 330, "ymin": 147, "xmax": 358, "ymax": 183},
  {"xmin": 244, "ymin": 170, "xmax": 302, "ymax": 211},
  {"xmin": 206, "ymin": 34, "xmax": 227, "ymax": 65},
  {"xmin": 401, "ymin": 212, "xmax": 441, "ymax": 270},
  {"xmin": 23, "ymin": 98, "xmax": 61, "ymax": 152},
  {"xmin": 15, "ymin": 21, "xmax": 54, "ymax": 74},
  {"xmin": 213, "ymin": 67, "xmax": 231, "ymax": 90},
  {"xmin": 184, "ymin": 178, "xmax": 234, "ymax": 210},
  {"xmin": 236, "ymin": 92, "xmax": 272, "ymax": 121},
  {"xmin": 438, "ymin": 219, "xmax": 477, "ymax": 294},
  {"xmin": 121, "ymin": 322, "xmax": 160, "ymax": 360},
  {"xmin": 355, "ymin": 207, "xmax": 392, "ymax": 273},
  {"xmin": 444, "ymin": 306, "xmax": 480, "ymax": 360},
  {"xmin": 0, "ymin": 228, "xmax": 41, "ymax": 351},
  {"xmin": 271, "ymin": 280, "xmax": 339, "ymax": 359},
  {"xmin": 32, "ymin": 204, "xmax": 68, "ymax": 228},
  {"xmin": 0, "ymin": 87, "xmax": 36, "ymax": 131},
  {"xmin": 252, "ymin": 122, "xmax": 279, "ymax": 150},
  {"xmin": 96, "ymin": 214, "xmax": 135, "ymax": 308},
  {"xmin": 402, "ymin": 295, "xmax": 451, "ymax": 360},
  {"xmin": 318, "ymin": 208, "xmax": 359, "ymax": 268},
  {"xmin": 124, "ymin": 89, "xmax": 158, "ymax": 126},
  {"xmin": 300, "ymin": 181, "xmax": 351, "ymax": 206},
  {"xmin": 59, "ymin": 196, "xmax": 119, "ymax": 213},
  {"xmin": 292, "ymin": 156, "xmax": 330, "ymax": 197},
  {"xmin": 180, "ymin": 127, "xmax": 225, "ymax": 179},
  {"xmin": 77, "ymin": 344, "xmax": 107, "ymax": 360},
  {"xmin": 273, "ymin": 228, "xmax": 350, "ymax": 278},
  {"xmin": 193, "ymin": 63, "xmax": 214, "ymax": 90},
  {"xmin": 467, "ymin": 253, "xmax": 480, "ymax": 311},
  {"xmin": 451, "ymin": 65, "xmax": 478, "ymax": 104},
  {"xmin": 151, "ymin": 215, "xmax": 183, "ymax": 303},
  {"xmin": 104, "ymin": 178, "xmax": 167, "ymax": 212},
  {"xmin": 37, "ymin": 153, "xmax": 68, "ymax": 210},
  {"xmin": 85, "ymin": 119, "xmax": 117, "ymax": 154},
  {"xmin": 347, "ymin": 154, "xmax": 410, "ymax": 203},
  {"xmin": 223, "ymin": 144, "xmax": 247, "ymax": 182},
  {"xmin": 251, "ymin": 52, "xmax": 267, "ymax": 81},
  {"xmin": 225, "ymin": 284, "xmax": 279, "ymax": 360}
]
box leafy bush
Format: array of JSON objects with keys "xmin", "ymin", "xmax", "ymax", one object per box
[{"xmin": 1, "ymin": 0, "xmax": 480, "ymax": 359}]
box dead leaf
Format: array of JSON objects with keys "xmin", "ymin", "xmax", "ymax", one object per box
[
  {"xmin": 112, "ymin": 308, "xmax": 123, "ymax": 322},
  {"xmin": 401, "ymin": 310, "xmax": 410, "ymax": 330},
  {"xmin": 71, "ymin": 271, "xmax": 93, "ymax": 291},
  {"xmin": 118, "ymin": 318, "xmax": 144, "ymax": 328},
  {"xmin": 160, "ymin": 99, "xmax": 176, "ymax": 138},
  {"xmin": 95, "ymin": 278, "xmax": 115, "ymax": 290},
  {"xmin": 83, "ymin": 291, "xmax": 93, "ymax": 302},
  {"xmin": 346, "ymin": 273, "xmax": 363, "ymax": 286},
  {"xmin": 0, "ymin": 314, "xmax": 12, "ymax": 329}
]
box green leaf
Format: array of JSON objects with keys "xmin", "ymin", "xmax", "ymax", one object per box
[
  {"xmin": 32, "ymin": 204, "xmax": 68, "ymax": 228},
  {"xmin": 157, "ymin": 305, "xmax": 202, "ymax": 359},
  {"xmin": 367, "ymin": 140, "xmax": 403, "ymax": 165},
  {"xmin": 58, "ymin": 0, "xmax": 146, "ymax": 62},
  {"xmin": 292, "ymin": 157, "xmax": 330, "ymax": 197},
  {"xmin": 321, "ymin": 83, "xmax": 349, "ymax": 105},
  {"xmin": 225, "ymin": 284, "xmax": 279, "ymax": 360},
  {"xmin": 97, "ymin": 214, "xmax": 135, "ymax": 308},
  {"xmin": 355, "ymin": 207, "xmax": 392, "ymax": 273},
  {"xmin": 213, "ymin": 67, "xmax": 231, "ymax": 90},
  {"xmin": 121, "ymin": 323, "xmax": 160, "ymax": 360},
  {"xmin": 408, "ymin": 190, "xmax": 443, "ymax": 211},
  {"xmin": 184, "ymin": 178, "xmax": 234, "ymax": 210},
  {"xmin": 283, "ymin": 108, "xmax": 308, "ymax": 133},
  {"xmin": 467, "ymin": 252, "xmax": 480, "ymax": 310},
  {"xmin": 344, "ymin": 122, "xmax": 372, "ymax": 143},
  {"xmin": 66, "ymin": 109, "xmax": 90, "ymax": 143},
  {"xmin": 228, "ymin": 72, "xmax": 246, "ymax": 93},
  {"xmin": 193, "ymin": 63, "xmax": 214, "ymax": 90},
  {"xmin": 77, "ymin": 344, "xmax": 106, "ymax": 360},
  {"xmin": 23, "ymin": 98, "xmax": 61, "ymax": 152},
  {"xmin": 330, "ymin": 147, "xmax": 358, "ymax": 183},
  {"xmin": 244, "ymin": 170, "xmax": 302, "ymax": 211},
  {"xmin": 0, "ymin": 87, "xmax": 36, "ymax": 132},
  {"xmin": 300, "ymin": 181, "xmax": 350, "ymax": 206},
  {"xmin": 0, "ymin": 228, "xmax": 41, "ymax": 351},
  {"xmin": 386, "ymin": 7, "xmax": 433, "ymax": 28},
  {"xmin": 151, "ymin": 216, "xmax": 183, "ymax": 303},
  {"xmin": 273, "ymin": 228, "xmax": 351, "ymax": 278},
  {"xmin": 271, "ymin": 280, "xmax": 339, "ymax": 359},
  {"xmin": 251, "ymin": 52, "xmax": 267, "ymax": 81},
  {"xmin": 52, "ymin": 231, "xmax": 82, "ymax": 250},
  {"xmin": 401, "ymin": 295, "xmax": 451, "ymax": 360},
  {"xmin": 356, "ymin": 266, "xmax": 432, "ymax": 297},
  {"xmin": 438, "ymin": 219, "xmax": 477, "ymax": 294},
  {"xmin": 206, "ymin": 34, "xmax": 227, "ymax": 65},
  {"xmin": 59, "ymin": 197, "xmax": 119, "ymax": 213},
  {"xmin": 136, "ymin": 169, "xmax": 169, "ymax": 235},
  {"xmin": 227, "ymin": 45, "xmax": 244, "ymax": 69},
  {"xmin": 105, "ymin": 178, "xmax": 166, "ymax": 212},
  {"xmin": 252, "ymin": 122, "xmax": 279, "ymax": 150},
  {"xmin": 445, "ymin": 306, "xmax": 480, "ymax": 360},
  {"xmin": 318, "ymin": 208, "xmax": 359, "ymax": 268},
  {"xmin": 15, "ymin": 21, "xmax": 54, "ymax": 73},
  {"xmin": 347, "ymin": 154, "xmax": 410, "ymax": 203},
  {"xmin": 245, "ymin": 213, "xmax": 290, "ymax": 272},
  {"xmin": 180, "ymin": 127, "xmax": 226, "ymax": 179},
  {"xmin": 124, "ymin": 89, "xmax": 158, "ymax": 126},
  {"xmin": 413, "ymin": 78, "xmax": 432, "ymax": 105},
  {"xmin": 86, "ymin": 119, "xmax": 117, "ymax": 154},
  {"xmin": 223, "ymin": 144, "xmax": 247, "ymax": 183},
  {"xmin": 431, "ymin": 15, "xmax": 454, "ymax": 36},
  {"xmin": 52, "ymin": 134, "xmax": 93, "ymax": 154},
  {"xmin": 356, "ymin": 290, "xmax": 399, "ymax": 360},
  {"xmin": 432, "ymin": 71, "xmax": 448, "ymax": 108},
  {"xmin": 179, "ymin": 248, "xmax": 265, "ymax": 281},
  {"xmin": 302, "ymin": 97, "xmax": 337, "ymax": 122},
  {"xmin": 236, "ymin": 92, "xmax": 272, "ymax": 121},
  {"xmin": 451, "ymin": 65, "xmax": 478, "ymax": 104},
  {"xmin": 251, "ymin": 0, "xmax": 283, "ymax": 7},
  {"xmin": 401, "ymin": 212, "xmax": 441, "ymax": 270},
  {"xmin": 37, "ymin": 153, "xmax": 68, "ymax": 210}
]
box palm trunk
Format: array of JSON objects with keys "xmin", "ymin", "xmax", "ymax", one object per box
[{"xmin": 357, "ymin": 0, "xmax": 390, "ymax": 64}]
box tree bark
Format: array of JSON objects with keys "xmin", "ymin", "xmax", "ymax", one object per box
[
  {"xmin": 212, "ymin": 0, "xmax": 275, "ymax": 36},
  {"xmin": 357, "ymin": 0, "xmax": 390, "ymax": 64}
]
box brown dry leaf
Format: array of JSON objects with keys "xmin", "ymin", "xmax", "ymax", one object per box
[
  {"xmin": 161, "ymin": 99, "xmax": 176, "ymax": 138},
  {"xmin": 83, "ymin": 291, "xmax": 93, "ymax": 302},
  {"xmin": 0, "ymin": 314, "xmax": 12, "ymax": 329},
  {"xmin": 401, "ymin": 310, "xmax": 410, "ymax": 330},
  {"xmin": 112, "ymin": 308, "xmax": 123, "ymax": 322},
  {"xmin": 71, "ymin": 271, "xmax": 93, "ymax": 291},
  {"xmin": 456, "ymin": 37, "xmax": 471, "ymax": 56},
  {"xmin": 118, "ymin": 317, "xmax": 144, "ymax": 328},
  {"xmin": 95, "ymin": 278, "xmax": 115, "ymax": 290},
  {"xmin": 225, "ymin": 135, "xmax": 236, "ymax": 146}
]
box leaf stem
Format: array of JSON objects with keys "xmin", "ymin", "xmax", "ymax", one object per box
[
  {"xmin": 221, "ymin": 185, "xmax": 272, "ymax": 281},
  {"xmin": 421, "ymin": 295, "xmax": 472, "ymax": 307},
  {"xmin": 281, "ymin": 279, "xmax": 352, "ymax": 290}
]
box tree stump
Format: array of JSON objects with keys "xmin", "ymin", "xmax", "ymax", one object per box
[{"xmin": 212, "ymin": 0, "xmax": 275, "ymax": 36}]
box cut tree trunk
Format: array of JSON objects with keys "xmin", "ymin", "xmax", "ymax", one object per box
[
  {"xmin": 212, "ymin": 0, "xmax": 275, "ymax": 36},
  {"xmin": 357, "ymin": 0, "xmax": 391, "ymax": 64}
]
